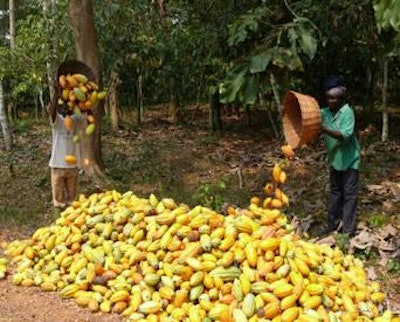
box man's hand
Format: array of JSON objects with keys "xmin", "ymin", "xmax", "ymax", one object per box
[{"xmin": 322, "ymin": 126, "xmax": 343, "ymax": 140}]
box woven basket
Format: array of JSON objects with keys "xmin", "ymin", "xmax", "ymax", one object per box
[{"xmin": 281, "ymin": 90, "xmax": 321, "ymax": 149}]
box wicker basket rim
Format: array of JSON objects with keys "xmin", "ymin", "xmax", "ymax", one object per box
[{"xmin": 56, "ymin": 60, "xmax": 95, "ymax": 81}]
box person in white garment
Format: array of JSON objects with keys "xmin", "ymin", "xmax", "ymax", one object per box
[{"xmin": 49, "ymin": 100, "xmax": 85, "ymax": 215}]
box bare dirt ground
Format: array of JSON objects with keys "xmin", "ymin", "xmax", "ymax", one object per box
[{"xmin": 0, "ymin": 106, "xmax": 399, "ymax": 321}]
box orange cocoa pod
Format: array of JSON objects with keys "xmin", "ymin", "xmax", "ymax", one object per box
[
  {"xmin": 65, "ymin": 154, "xmax": 76, "ymax": 165},
  {"xmin": 87, "ymin": 114, "xmax": 95, "ymax": 123},
  {"xmin": 94, "ymin": 263, "xmax": 105, "ymax": 276},
  {"xmin": 59, "ymin": 75, "xmax": 68, "ymax": 88},
  {"xmin": 84, "ymin": 100, "xmax": 92, "ymax": 110},
  {"xmin": 64, "ymin": 115, "xmax": 73, "ymax": 132},
  {"xmin": 281, "ymin": 144, "xmax": 295, "ymax": 159}
]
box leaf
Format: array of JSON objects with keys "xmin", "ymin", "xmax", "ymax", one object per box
[
  {"xmin": 228, "ymin": 7, "xmax": 269, "ymax": 46},
  {"xmin": 249, "ymin": 52, "xmax": 270, "ymax": 74},
  {"xmin": 297, "ymin": 25, "xmax": 317, "ymax": 60},
  {"xmin": 270, "ymin": 47, "xmax": 303, "ymax": 71},
  {"xmin": 374, "ymin": 0, "xmax": 400, "ymax": 32},
  {"xmin": 238, "ymin": 74, "xmax": 258, "ymax": 106},
  {"xmin": 219, "ymin": 62, "xmax": 249, "ymax": 104}
]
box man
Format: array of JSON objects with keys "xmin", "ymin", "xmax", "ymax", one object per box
[{"xmin": 318, "ymin": 75, "xmax": 361, "ymax": 236}]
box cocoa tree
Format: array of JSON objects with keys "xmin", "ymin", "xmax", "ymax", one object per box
[{"xmin": 68, "ymin": 0, "xmax": 105, "ymax": 177}]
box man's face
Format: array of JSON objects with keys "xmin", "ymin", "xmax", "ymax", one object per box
[{"xmin": 326, "ymin": 94, "xmax": 340, "ymax": 111}]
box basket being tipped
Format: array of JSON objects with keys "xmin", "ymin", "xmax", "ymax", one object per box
[
  {"xmin": 282, "ymin": 91, "xmax": 322, "ymax": 149},
  {"xmin": 55, "ymin": 60, "xmax": 107, "ymax": 114}
]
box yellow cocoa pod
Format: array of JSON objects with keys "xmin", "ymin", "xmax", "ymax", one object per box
[
  {"xmin": 281, "ymin": 306, "xmax": 299, "ymax": 322},
  {"xmin": 280, "ymin": 294, "xmax": 298, "ymax": 310},
  {"xmin": 294, "ymin": 257, "xmax": 310, "ymax": 276},
  {"xmin": 97, "ymin": 91, "xmax": 108, "ymax": 100},
  {"xmin": 303, "ymin": 295, "xmax": 322, "ymax": 309},
  {"xmin": 110, "ymin": 290, "xmax": 130, "ymax": 303},
  {"xmin": 85, "ymin": 123, "xmax": 95, "ymax": 136},
  {"xmin": 259, "ymin": 238, "xmax": 280, "ymax": 252},
  {"xmin": 279, "ymin": 170, "xmax": 288, "ymax": 183},
  {"xmin": 65, "ymin": 155, "xmax": 77, "ymax": 165},
  {"xmin": 264, "ymin": 301, "xmax": 280, "ymax": 319},
  {"xmin": 273, "ymin": 164, "xmax": 281, "ymax": 183},
  {"xmin": 370, "ymin": 292, "xmax": 386, "ymax": 303},
  {"xmin": 100, "ymin": 300, "xmax": 111, "ymax": 313},
  {"xmin": 271, "ymin": 198, "xmax": 283, "ymax": 208},
  {"xmin": 273, "ymin": 283, "xmax": 294, "ymax": 298},
  {"xmin": 40, "ymin": 282, "xmax": 57, "ymax": 292},
  {"xmin": 73, "ymin": 87, "xmax": 86, "ymax": 102},
  {"xmin": 306, "ymin": 283, "xmax": 324, "ymax": 296},
  {"xmin": 72, "ymin": 73, "xmax": 88, "ymax": 84}
]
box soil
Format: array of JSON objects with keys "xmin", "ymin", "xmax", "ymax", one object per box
[{"xmin": 0, "ymin": 106, "xmax": 399, "ymax": 321}]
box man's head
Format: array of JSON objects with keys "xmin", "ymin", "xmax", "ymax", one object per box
[{"xmin": 323, "ymin": 75, "xmax": 346, "ymax": 111}]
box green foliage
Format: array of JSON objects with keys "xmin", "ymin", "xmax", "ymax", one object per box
[
  {"xmin": 374, "ymin": 0, "xmax": 400, "ymax": 31},
  {"xmin": 2, "ymin": 0, "xmax": 400, "ymax": 132},
  {"xmin": 368, "ymin": 213, "xmax": 388, "ymax": 228},
  {"xmin": 386, "ymin": 259, "xmax": 400, "ymax": 273},
  {"xmin": 228, "ymin": 7, "xmax": 270, "ymax": 46},
  {"xmin": 14, "ymin": 119, "xmax": 30, "ymax": 134},
  {"xmin": 193, "ymin": 179, "xmax": 227, "ymax": 212},
  {"xmin": 220, "ymin": 4, "xmax": 319, "ymax": 106},
  {"xmin": 196, "ymin": 134, "xmax": 220, "ymax": 147},
  {"xmin": 354, "ymin": 248, "xmax": 379, "ymax": 261},
  {"xmin": 336, "ymin": 233, "xmax": 351, "ymax": 252},
  {"xmin": 0, "ymin": 0, "xmax": 71, "ymax": 107}
]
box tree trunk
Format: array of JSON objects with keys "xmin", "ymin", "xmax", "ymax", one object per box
[
  {"xmin": 209, "ymin": 87, "xmax": 222, "ymax": 132},
  {"xmin": 43, "ymin": 0, "xmax": 56, "ymax": 107},
  {"xmin": 68, "ymin": 0, "xmax": 104, "ymax": 178},
  {"xmin": 110, "ymin": 70, "xmax": 120, "ymax": 132},
  {"xmin": 137, "ymin": 71, "xmax": 144, "ymax": 124},
  {"xmin": 1, "ymin": 0, "xmax": 15, "ymax": 149},
  {"xmin": 169, "ymin": 77, "xmax": 180, "ymax": 123},
  {"xmin": 9, "ymin": 0, "xmax": 15, "ymax": 48},
  {"xmin": 381, "ymin": 58, "xmax": 389, "ymax": 142},
  {"xmin": 0, "ymin": 82, "xmax": 12, "ymax": 150},
  {"xmin": 259, "ymin": 93, "xmax": 279, "ymax": 139},
  {"xmin": 270, "ymin": 73, "xmax": 283, "ymax": 139}
]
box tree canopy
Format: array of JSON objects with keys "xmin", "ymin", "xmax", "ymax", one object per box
[{"xmin": 1, "ymin": 0, "xmax": 400, "ymax": 133}]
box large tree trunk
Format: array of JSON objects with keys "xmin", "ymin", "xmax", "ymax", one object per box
[
  {"xmin": 68, "ymin": 0, "xmax": 105, "ymax": 178},
  {"xmin": 0, "ymin": 82, "xmax": 12, "ymax": 150}
]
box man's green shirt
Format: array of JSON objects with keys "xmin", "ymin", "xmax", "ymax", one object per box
[{"xmin": 321, "ymin": 103, "xmax": 361, "ymax": 171}]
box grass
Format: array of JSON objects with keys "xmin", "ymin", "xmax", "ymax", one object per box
[{"xmin": 0, "ymin": 205, "xmax": 47, "ymax": 231}]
